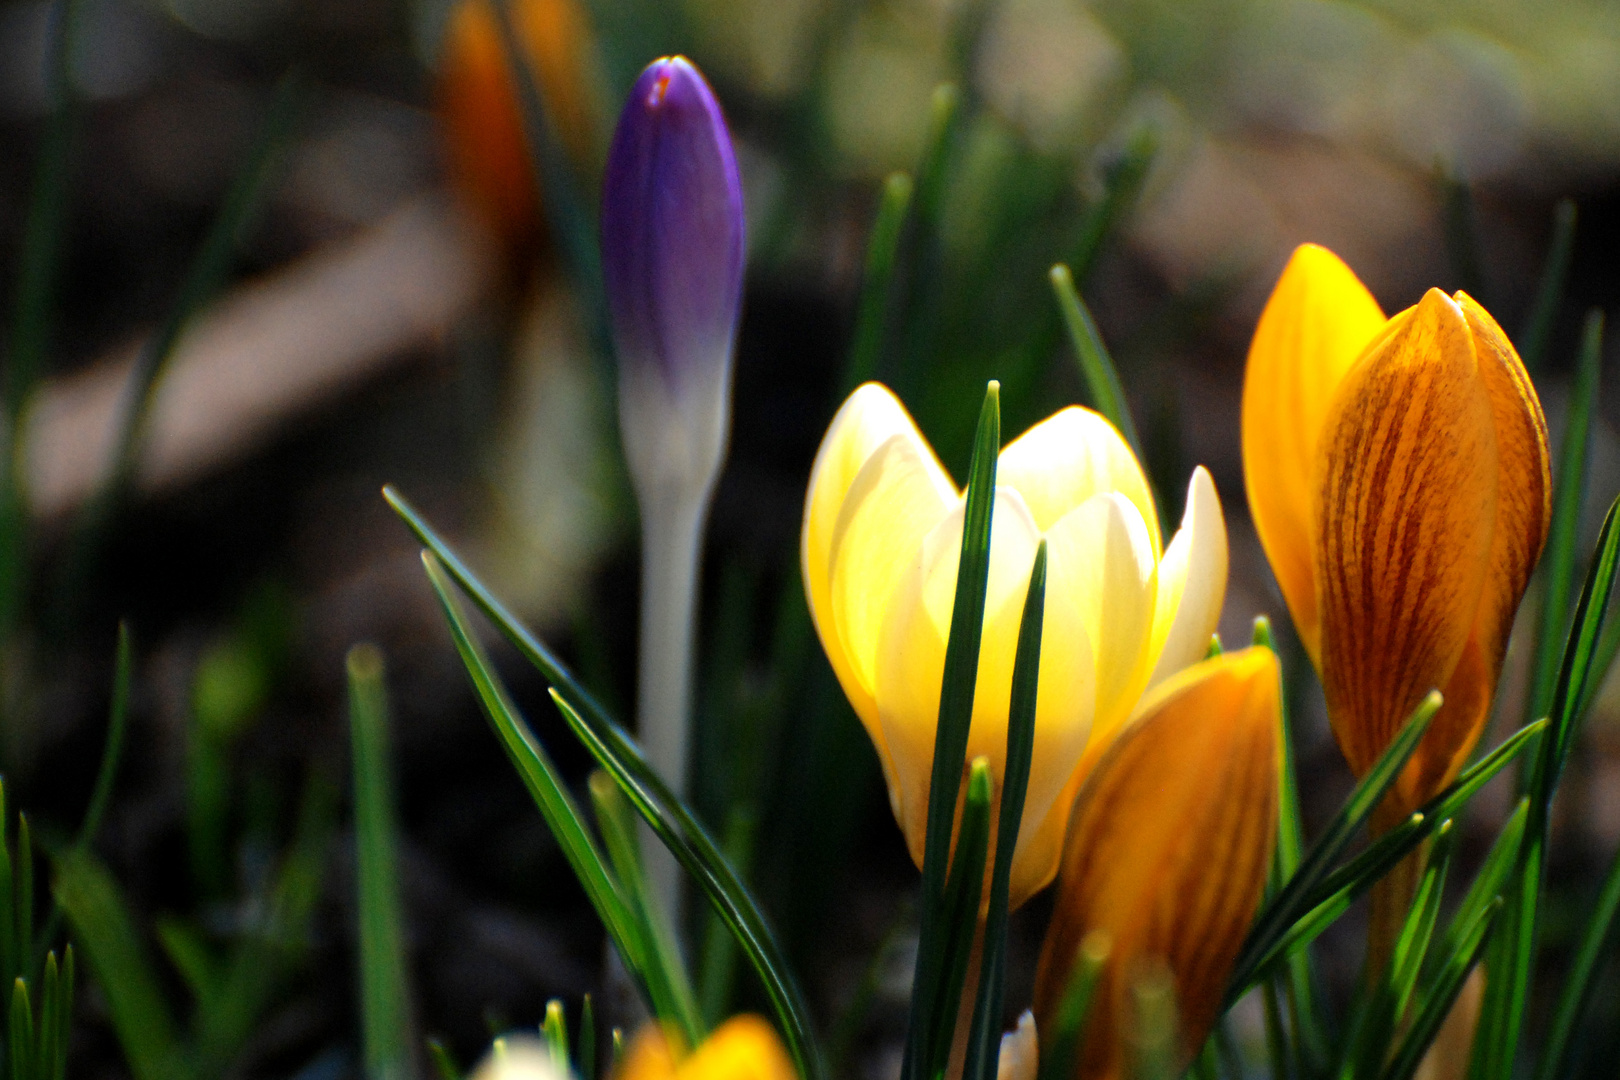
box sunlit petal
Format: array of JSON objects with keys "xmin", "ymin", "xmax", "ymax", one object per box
[
  {"xmin": 1243, "ymin": 244, "xmax": 1385, "ymax": 660},
  {"xmin": 998, "ymin": 406, "xmax": 1161, "ymax": 552},
  {"xmin": 1146, "ymin": 466, "xmax": 1229, "ymax": 690},
  {"xmin": 1315, "ymin": 289, "xmax": 1498, "ymax": 795}
]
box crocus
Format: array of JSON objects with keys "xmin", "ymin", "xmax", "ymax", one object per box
[
  {"xmin": 438, "ymin": 0, "xmax": 601, "ymax": 252},
  {"xmin": 1243, "ymin": 245, "xmax": 1551, "ymax": 813},
  {"xmin": 617, "ymin": 1016, "xmax": 797, "ymax": 1080},
  {"xmin": 602, "ymin": 56, "xmax": 744, "ymax": 912},
  {"xmin": 1033, "ymin": 648, "xmax": 1281, "ymax": 1080},
  {"xmin": 801, "ymin": 383, "xmax": 1228, "ymax": 907}
]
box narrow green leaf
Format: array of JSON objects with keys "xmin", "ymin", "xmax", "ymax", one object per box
[
  {"xmin": 393, "ymin": 505, "xmax": 821, "ymax": 1080},
  {"xmin": 1439, "ymin": 165, "xmax": 1487, "ymax": 304},
  {"xmin": 12, "ymin": 976, "xmax": 34, "ymax": 1080},
  {"xmin": 1383, "ymin": 900, "xmax": 1500, "ymax": 1080},
  {"xmin": 1526, "ymin": 308, "xmax": 1603, "ymax": 731},
  {"xmin": 1536, "ymin": 809, "xmax": 1620, "ymax": 1080},
  {"xmin": 1423, "ymin": 799, "xmax": 1526, "ymax": 992},
  {"xmin": 1517, "ymin": 199, "xmax": 1576, "ymax": 373},
  {"xmin": 52, "ymin": 848, "xmax": 183, "ymax": 1080},
  {"xmin": 420, "ymin": 557, "xmax": 645, "ymax": 980},
  {"xmin": 427, "ymin": 1038, "xmax": 461, "ymax": 1080},
  {"xmin": 895, "ymin": 84, "xmax": 961, "ymax": 398},
  {"xmin": 40, "ymin": 951, "xmax": 60, "ymax": 1080},
  {"xmin": 844, "ymin": 172, "xmax": 915, "ymax": 391},
  {"xmin": 154, "ymin": 918, "xmax": 220, "ymax": 1000},
  {"xmin": 580, "ymin": 994, "xmax": 596, "ymax": 1080},
  {"xmin": 1538, "ymin": 491, "xmax": 1620, "ymax": 784},
  {"xmin": 1037, "ymin": 932, "xmax": 1108, "ymax": 1080},
  {"xmin": 75, "ymin": 620, "xmax": 133, "ymax": 854},
  {"xmin": 964, "ymin": 542, "xmax": 1046, "ymax": 1080},
  {"xmin": 1050, "ymin": 265, "xmax": 1139, "ymax": 454},
  {"xmin": 908, "ymin": 382, "xmax": 999, "ymax": 1080},
  {"xmin": 1227, "ymin": 691, "xmax": 1442, "ymax": 1003},
  {"xmin": 544, "ymin": 1000, "xmax": 569, "ymax": 1072},
  {"xmin": 589, "ymin": 772, "xmax": 704, "ymax": 1044},
  {"xmin": 924, "ymin": 759, "xmax": 992, "ymax": 1080},
  {"xmin": 54, "ymin": 946, "xmax": 73, "ymax": 1080},
  {"xmin": 348, "ymin": 644, "xmax": 415, "ymax": 1080},
  {"xmin": 15, "ymin": 814, "xmax": 33, "ymax": 986},
  {"xmin": 1205, "ymin": 634, "xmax": 1223, "ymax": 659}
]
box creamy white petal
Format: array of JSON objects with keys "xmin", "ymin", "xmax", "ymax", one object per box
[
  {"xmin": 998, "ymin": 406, "xmax": 1161, "ymax": 553},
  {"xmin": 1146, "ymin": 466, "xmax": 1230, "ymax": 690}
]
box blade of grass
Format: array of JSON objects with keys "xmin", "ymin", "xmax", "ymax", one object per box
[
  {"xmin": 348, "ymin": 645, "xmax": 415, "ymax": 1080},
  {"xmin": 921, "ymin": 760, "xmax": 992, "ymax": 1080},
  {"xmin": 1384, "ymin": 900, "xmax": 1500, "ymax": 1080},
  {"xmin": 589, "ymin": 772, "xmax": 704, "ymax": 1044},
  {"xmin": 1526, "ymin": 309, "xmax": 1603, "ymax": 732},
  {"xmin": 895, "ymin": 84, "xmax": 962, "ymax": 401},
  {"xmin": 963, "ymin": 542, "xmax": 1046, "ymax": 1080},
  {"xmin": 580, "ymin": 994, "xmax": 595, "ymax": 1080},
  {"xmin": 844, "ymin": 172, "xmax": 915, "ymax": 392},
  {"xmin": 391, "ymin": 501, "xmax": 821, "ymax": 1080},
  {"xmin": 1518, "ymin": 199, "xmax": 1576, "ymax": 373},
  {"xmin": 1225, "ymin": 691, "xmax": 1442, "ymax": 1004},
  {"xmin": 1050, "ymin": 265, "xmax": 1139, "ymax": 454},
  {"xmin": 1535, "ymin": 812, "xmax": 1620, "ymax": 1080},
  {"xmin": 52, "ymin": 848, "xmax": 184, "ymax": 1080},
  {"xmin": 1067, "ymin": 126, "xmax": 1156, "ymax": 283},
  {"xmin": 906, "ymin": 382, "xmax": 999, "ymax": 1080},
  {"xmin": 1036, "ymin": 932, "xmax": 1109, "ymax": 1080},
  {"xmin": 1439, "ymin": 165, "xmax": 1487, "ymax": 304},
  {"xmin": 75, "ymin": 620, "xmax": 133, "ymax": 853}
]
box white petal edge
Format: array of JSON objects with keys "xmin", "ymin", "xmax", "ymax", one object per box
[{"xmin": 1146, "ymin": 466, "xmax": 1229, "ymax": 691}]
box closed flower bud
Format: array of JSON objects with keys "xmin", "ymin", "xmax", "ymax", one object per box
[
  {"xmin": 801, "ymin": 383, "xmax": 1228, "ymax": 906},
  {"xmin": 470, "ymin": 1037, "xmax": 570, "ymax": 1080},
  {"xmin": 438, "ymin": 0, "xmax": 602, "ymax": 253},
  {"xmin": 602, "ymin": 56, "xmax": 745, "ymax": 503},
  {"xmin": 1033, "ymin": 648, "xmax": 1281, "ymax": 1080},
  {"xmin": 616, "ymin": 1016, "xmax": 797, "ymax": 1080},
  {"xmin": 1243, "ymin": 245, "xmax": 1551, "ymax": 813}
]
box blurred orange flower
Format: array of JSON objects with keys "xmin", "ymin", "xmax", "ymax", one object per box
[{"xmin": 617, "ymin": 1016, "xmax": 797, "ymax": 1080}]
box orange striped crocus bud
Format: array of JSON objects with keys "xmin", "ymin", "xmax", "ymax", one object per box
[
  {"xmin": 1033, "ymin": 648, "xmax": 1280, "ymax": 1080},
  {"xmin": 437, "ymin": 0, "xmax": 602, "ymax": 255},
  {"xmin": 1242, "ymin": 245, "xmax": 1551, "ymax": 814}
]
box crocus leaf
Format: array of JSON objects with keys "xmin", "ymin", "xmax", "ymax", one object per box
[
  {"xmin": 1383, "ymin": 899, "xmax": 1500, "ymax": 1080},
  {"xmin": 924, "ymin": 760, "xmax": 993, "ymax": 1080},
  {"xmin": 388, "ymin": 493, "xmax": 822, "ymax": 1080},
  {"xmin": 1050, "ymin": 264, "xmax": 1140, "ymax": 454},
  {"xmin": 1037, "ymin": 933, "xmax": 1109, "ymax": 1080},
  {"xmin": 1536, "ymin": 804, "xmax": 1620, "ymax": 1080},
  {"xmin": 1517, "ymin": 199, "xmax": 1576, "ymax": 373},
  {"xmin": 845, "ymin": 172, "xmax": 915, "ymax": 392}
]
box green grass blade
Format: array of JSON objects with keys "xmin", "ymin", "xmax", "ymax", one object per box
[
  {"xmin": 39, "ymin": 951, "xmax": 59, "ymax": 1080},
  {"xmin": 488, "ymin": 0, "xmax": 606, "ymax": 346},
  {"xmin": 1050, "ymin": 265, "xmax": 1139, "ymax": 454},
  {"xmin": 580, "ymin": 994, "xmax": 596, "ymax": 1080},
  {"xmin": 389, "ymin": 499, "xmax": 822, "ymax": 1080},
  {"xmin": 1423, "ymin": 799, "xmax": 1526, "ymax": 991},
  {"xmin": 924, "ymin": 760, "xmax": 992, "ymax": 1080},
  {"xmin": 964, "ymin": 542, "xmax": 1046, "ymax": 1080},
  {"xmin": 907, "ymin": 382, "xmax": 999, "ymax": 1080},
  {"xmin": 1517, "ymin": 198, "xmax": 1576, "ymax": 373},
  {"xmin": 588, "ymin": 773, "xmax": 704, "ymax": 1043},
  {"xmin": 15, "ymin": 815, "xmax": 33, "ymax": 984},
  {"xmin": 75, "ymin": 621, "xmax": 133, "ymax": 853},
  {"xmin": 1037, "ymin": 933, "xmax": 1108, "ymax": 1080},
  {"xmin": 11, "ymin": 976, "xmax": 33, "ymax": 1080},
  {"xmin": 1225, "ymin": 692, "xmax": 1442, "ymax": 1003},
  {"xmin": 348, "ymin": 645, "xmax": 415, "ymax": 1080},
  {"xmin": 1383, "ymin": 899, "xmax": 1500, "ymax": 1080},
  {"xmin": 895, "ymin": 84, "xmax": 961, "ymax": 399},
  {"xmin": 844, "ymin": 172, "xmax": 915, "ymax": 392},
  {"xmin": 1439, "ymin": 166, "xmax": 1488, "ymax": 304},
  {"xmin": 51, "ymin": 848, "xmax": 183, "ymax": 1080},
  {"xmin": 1526, "ymin": 309, "xmax": 1603, "ymax": 731},
  {"xmin": 419, "ymin": 557, "xmax": 646, "ymax": 979},
  {"xmin": 427, "ymin": 1039, "xmax": 461, "ymax": 1080},
  {"xmin": 1254, "ymin": 617, "xmax": 1328, "ymax": 1072},
  {"xmin": 1535, "ymin": 807, "xmax": 1620, "ymax": 1080},
  {"xmin": 1538, "ymin": 492, "xmax": 1620, "ymax": 784},
  {"xmin": 543, "ymin": 1000, "xmax": 568, "ymax": 1070},
  {"xmin": 54, "ymin": 947, "xmax": 72, "ymax": 1080}
]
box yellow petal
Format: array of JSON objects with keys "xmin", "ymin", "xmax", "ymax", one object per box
[
  {"xmin": 1243, "ymin": 245, "xmax": 1386, "ymax": 660},
  {"xmin": 1033, "ymin": 648, "xmax": 1280, "ymax": 1080},
  {"xmin": 617, "ymin": 1024, "xmax": 681, "ymax": 1080},
  {"xmin": 819, "ymin": 412, "xmax": 956, "ymax": 790},
  {"xmin": 1045, "ymin": 492, "xmax": 1159, "ymax": 751},
  {"xmin": 998, "ymin": 406, "xmax": 1161, "ymax": 553},
  {"xmin": 1145, "ymin": 466, "xmax": 1229, "ymax": 690},
  {"xmin": 1390, "ymin": 295, "xmax": 1552, "ymax": 808},
  {"xmin": 873, "ymin": 488, "xmax": 1044, "ymax": 871},
  {"xmin": 1315, "ymin": 289, "xmax": 1499, "ymax": 794},
  {"xmin": 676, "ymin": 1016, "xmax": 798, "ymax": 1080}
]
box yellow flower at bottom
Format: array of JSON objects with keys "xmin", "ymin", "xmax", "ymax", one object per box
[
  {"xmin": 617, "ymin": 1016, "xmax": 797, "ymax": 1080},
  {"xmin": 801, "ymin": 383, "xmax": 1228, "ymax": 906},
  {"xmin": 1033, "ymin": 648, "xmax": 1281, "ymax": 1080},
  {"xmin": 1243, "ymin": 246, "xmax": 1551, "ymax": 812}
]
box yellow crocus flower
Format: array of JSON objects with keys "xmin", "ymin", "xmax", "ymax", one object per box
[
  {"xmin": 1243, "ymin": 245, "xmax": 1551, "ymax": 813},
  {"xmin": 617, "ymin": 1015, "xmax": 797, "ymax": 1080},
  {"xmin": 1033, "ymin": 648, "xmax": 1281, "ymax": 1080},
  {"xmin": 801, "ymin": 383, "xmax": 1228, "ymax": 906}
]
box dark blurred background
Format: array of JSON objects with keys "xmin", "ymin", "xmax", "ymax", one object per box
[{"xmin": 5, "ymin": 0, "xmax": 1620, "ymax": 1076}]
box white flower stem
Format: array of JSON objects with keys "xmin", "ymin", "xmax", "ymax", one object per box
[{"xmin": 636, "ymin": 484, "xmax": 710, "ymax": 931}]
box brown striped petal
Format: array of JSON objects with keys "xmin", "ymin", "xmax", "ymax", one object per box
[
  {"xmin": 1314, "ymin": 290, "xmax": 1499, "ymax": 804},
  {"xmin": 1032, "ymin": 648, "xmax": 1280, "ymax": 1080},
  {"xmin": 1387, "ymin": 295, "xmax": 1552, "ymax": 809}
]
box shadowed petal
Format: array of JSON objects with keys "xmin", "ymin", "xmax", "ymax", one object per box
[{"xmin": 1243, "ymin": 245, "xmax": 1386, "ymax": 660}]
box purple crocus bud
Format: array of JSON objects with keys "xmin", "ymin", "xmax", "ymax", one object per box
[{"xmin": 602, "ymin": 56, "xmax": 745, "ymax": 501}]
